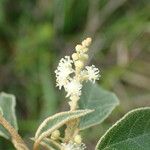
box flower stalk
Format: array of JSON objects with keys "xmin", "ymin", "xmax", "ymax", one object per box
[
  {"xmin": 55, "ymin": 37, "xmax": 100, "ymax": 111},
  {"xmin": 54, "ymin": 37, "xmax": 100, "ymax": 149},
  {"xmin": 0, "ymin": 114, "xmax": 29, "ymax": 150},
  {"xmin": 34, "ymin": 37, "xmax": 100, "ymax": 150}
]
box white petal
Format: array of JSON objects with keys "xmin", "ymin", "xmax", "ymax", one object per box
[
  {"xmin": 64, "ymin": 79, "xmax": 82, "ymax": 98},
  {"xmin": 85, "ymin": 65, "xmax": 100, "ymax": 83},
  {"xmin": 55, "ymin": 56, "xmax": 74, "ymax": 89}
]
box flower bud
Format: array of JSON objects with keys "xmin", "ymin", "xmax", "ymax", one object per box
[
  {"xmin": 75, "ymin": 60, "xmax": 84, "ymax": 69},
  {"xmin": 82, "ymin": 47, "xmax": 88, "ymax": 53},
  {"xmin": 51, "ymin": 130, "xmax": 60, "ymax": 140},
  {"xmin": 72, "ymin": 53, "xmax": 78, "ymax": 61},
  {"xmin": 86, "ymin": 37, "xmax": 92, "ymax": 45},
  {"xmin": 74, "ymin": 135, "xmax": 82, "ymax": 144},
  {"xmin": 82, "ymin": 38, "xmax": 92, "ymax": 47},
  {"xmin": 81, "ymin": 54, "xmax": 89, "ymax": 61},
  {"xmin": 75, "ymin": 44, "xmax": 83, "ymax": 52},
  {"xmin": 81, "ymin": 40, "xmax": 86, "ymax": 47}
]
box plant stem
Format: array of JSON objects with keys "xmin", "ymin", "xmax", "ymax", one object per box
[
  {"xmin": 64, "ymin": 119, "xmax": 79, "ymax": 142},
  {"xmin": 0, "ymin": 114, "xmax": 29, "ymax": 150},
  {"xmin": 33, "ymin": 140, "xmax": 40, "ymax": 150}
]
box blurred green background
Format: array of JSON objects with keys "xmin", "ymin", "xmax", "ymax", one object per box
[{"xmin": 0, "ymin": 0, "xmax": 149, "ymax": 149}]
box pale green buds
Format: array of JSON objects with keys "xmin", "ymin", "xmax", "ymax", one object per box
[
  {"xmin": 75, "ymin": 44, "xmax": 83, "ymax": 52},
  {"xmin": 74, "ymin": 134, "xmax": 82, "ymax": 144},
  {"xmin": 72, "ymin": 53, "xmax": 79, "ymax": 61},
  {"xmin": 51, "ymin": 130, "xmax": 60, "ymax": 140},
  {"xmin": 75, "ymin": 60, "xmax": 84, "ymax": 69},
  {"xmin": 82, "ymin": 37, "xmax": 92, "ymax": 47}
]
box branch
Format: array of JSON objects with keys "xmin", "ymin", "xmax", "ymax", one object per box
[{"xmin": 0, "ymin": 114, "xmax": 29, "ymax": 150}]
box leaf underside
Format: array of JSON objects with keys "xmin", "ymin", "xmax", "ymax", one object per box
[
  {"xmin": 35, "ymin": 109, "xmax": 93, "ymax": 140},
  {"xmin": 79, "ymin": 82, "xmax": 119, "ymax": 130}
]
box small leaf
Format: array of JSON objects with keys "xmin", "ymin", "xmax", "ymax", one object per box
[
  {"xmin": 31, "ymin": 138, "xmax": 59, "ymax": 150},
  {"xmin": 79, "ymin": 82, "xmax": 119, "ymax": 130},
  {"xmin": 0, "ymin": 92, "xmax": 18, "ymax": 139},
  {"xmin": 96, "ymin": 107, "xmax": 150, "ymax": 150},
  {"xmin": 35, "ymin": 109, "xmax": 93, "ymax": 141}
]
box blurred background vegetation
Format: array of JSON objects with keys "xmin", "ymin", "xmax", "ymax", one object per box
[{"xmin": 0, "ymin": 0, "xmax": 149, "ymax": 149}]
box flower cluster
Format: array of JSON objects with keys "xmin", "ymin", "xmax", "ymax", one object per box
[
  {"xmin": 55, "ymin": 37, "xmax": 100, "ymax": 110},
  {"xmin": 61, "ymin": 142, "xmax": 86, "ymax": 150},
  {"xmin": 55, "ymin": 56, "xmax": 74, "ymax": 90}
]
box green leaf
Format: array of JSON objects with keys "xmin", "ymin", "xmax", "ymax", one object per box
[
  {"xmin": 79, "ymin": 82, "xmax": 119, "ymax": 130},
  {"xmin": 0, "ymin": 92, "xmax": 18, "ymax": 139},
  {"xmin": 96, "ymin": 107, "xmax": 150, "ymax": 150},
  {"xmin": 35, "ymin": 109, "xmax": 93, "ymax": 141}
]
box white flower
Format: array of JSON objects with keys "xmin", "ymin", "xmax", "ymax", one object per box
[
  {"xmin": 61, "ymin": 142, "xmax": 86, "ymax": 150},
  {"xmin": 64, "ymin": 79, "xmax": 82, "ymax": 98},
  {"xmin": 85, "ymin": 65, "xmax": 100, "ymax": 83},
  {"xmin": 55, "ymin": 56, "xmax": 74, "ymax": 89}
]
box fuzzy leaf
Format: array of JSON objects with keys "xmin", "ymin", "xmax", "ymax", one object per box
[
  {"xmin": 35, "ymin": 109, "xmax": 93, "ymax": 141},
  {"xmin": 0, "ymin": 92, "xmax": 18, "ymax": 139},
  {"xmin": 79, "ymin": 82, "xmax": 119, "ymax": 130},
  {"xmin": 96, "ymin": 107, "xmax": 150, "ymax": 150}
]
